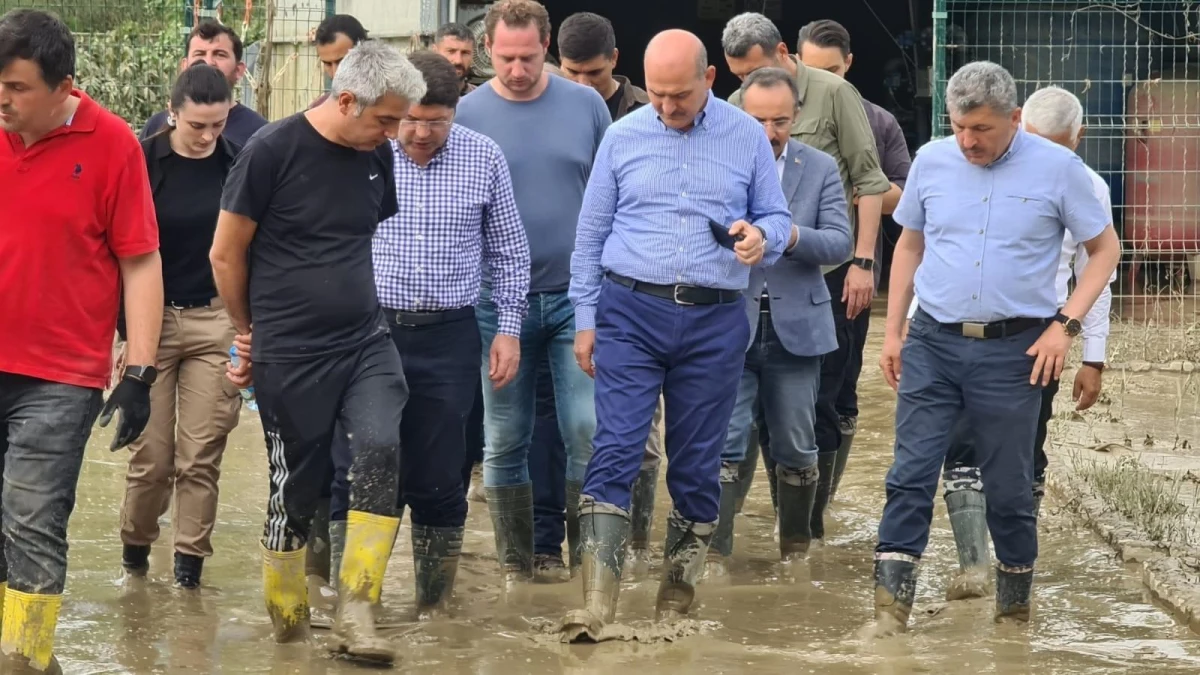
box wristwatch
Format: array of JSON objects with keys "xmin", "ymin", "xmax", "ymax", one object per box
[
  {"xmin": 1082, "ymin": 361, "xmax": 1105, "ymax": 372},
  {"xmin": 124, "ymin": 365, "xmax": 158, "ymax": 386},
  {"xmin": 851, "ymin": 257, "xmax": 875, "ymax": 271},
  {"xmin": 754, "ymin": 225, "xmax": 769, "ymax": 253},
  {"xmin": 1053, "ymin": 312, "xmax": 1083, "ymax": 337}
]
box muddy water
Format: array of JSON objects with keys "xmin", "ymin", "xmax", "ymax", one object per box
[{"xmin": 60, "ymin": 316, "xmax": 1200, "ymax": 673}]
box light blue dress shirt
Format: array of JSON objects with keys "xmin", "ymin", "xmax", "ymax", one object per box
[
  {"xmin": 570, "ymin": 92, "xmax": 793, "ymax": 331},
  {"xmin": 893, "ymin": 129, "xmax": 1110, "ymax": 324}
]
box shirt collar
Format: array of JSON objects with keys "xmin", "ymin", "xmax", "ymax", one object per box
[
  {"xmin": 789, "ymin": 56, "xmax": 810, "ymax": 105},
  {"xmin": 394, "ymin": 123, "xmax": 459, "ymax": 167},
  {"xmin": 655, "ymin": 90, "xmax": 714, "ymax": 132},
  {"xmin": 985, "ymin": 127, "xmax": 1026, "ymax": 168}
]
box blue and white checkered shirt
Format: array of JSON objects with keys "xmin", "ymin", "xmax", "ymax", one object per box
[{"xmin": 374, "ymin": 125, "xmax": 531, "ymax": 336}]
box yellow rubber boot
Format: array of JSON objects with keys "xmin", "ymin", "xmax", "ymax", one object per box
[
  {"xmin": 262, "ymin": 545, "xmax": 311, "ymax": 643},
  {"xmin": 333, "ymin": 510, "xmax": 400, "ymax": 664},
  {"xmin": 0, "ymin": 587, "xmax": 63, "ymax": 673}
]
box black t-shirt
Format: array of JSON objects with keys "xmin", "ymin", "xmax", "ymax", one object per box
[
  {"xmin": 141, "ymin": 103, "xmax": 268, "ymax": 147},
  {"xmin": 220, "ymin": 113, "xmax": 399, "ymax": 363},
  {"xmin": 156, "ymin": 150, "xmax": 227, "ymax": 303},
  {"xmin": 605, "ymin": 82, "xmax": 626, "ymax": 123}
]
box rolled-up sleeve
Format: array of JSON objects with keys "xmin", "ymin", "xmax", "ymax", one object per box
[
  {"xmin": 747, "ymin": 132, "xmax": 792, "ymax": 265},
  {"xmin": 833, "ymin": 81, "xmax": 890, "ymax": 197},
  {"xmin": 569, "ymin": 136, "xmax": 618, "ymax": 332},
  {"xmin": 482, "ymin": 149, "xmax": 531, "ymax": 337},
  {"xmin": 892, "ymin": 153, "xmax": 925, "ymax": 231}
]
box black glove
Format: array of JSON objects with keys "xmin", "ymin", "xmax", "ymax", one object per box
[{"xmin": 98, "ymin": 376, "xmax": 152, "ymax": 451}]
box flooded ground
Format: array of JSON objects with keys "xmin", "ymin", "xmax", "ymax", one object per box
[{"xmin": 62, "ymin": 309, "xmax": 1200, "ymax": 674}]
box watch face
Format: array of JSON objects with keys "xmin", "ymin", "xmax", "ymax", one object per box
[{"xmin": 1065, "ymin": 319, "xmax": 1083, "ymax": 336}]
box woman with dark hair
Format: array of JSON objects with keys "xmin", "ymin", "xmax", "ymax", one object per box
[{"xmin": 118, "ymin": 63, "xmax": 243, "ymax": 590}]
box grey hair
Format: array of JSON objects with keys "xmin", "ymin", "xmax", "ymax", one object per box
[
  {"xmin": 1022, "ymin": 85, "xmax": 1083, "ymax": 140},
  {"xmin": 945, "ymin": 61, "xmax": 1018, "ymax": 117},
  {"xmin": 721, "ymin": 12, "xmax": 782, "ymax": 58},
  {"xmin": 330, "ymin": 40, "xmax": 427, "ymax": 114},
  {"xmin": 740, "ymin": 66, "xmax": 798, "ymax": 106}
]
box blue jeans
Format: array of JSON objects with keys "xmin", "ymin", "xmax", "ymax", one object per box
[
  {"xmin": 877, "ymin": 310, "xmax": 1044, "ymax": 568},
  {"xmin": 476, "ymin": 289, "xmax": 595, "ymax": 489},
  {"xmin": 529, "ymin": 355, "xmax": 567, "ymax": 556},
  {"xmin": 722, "ymin": 313, "xmax": 822, "ymax": 471}
]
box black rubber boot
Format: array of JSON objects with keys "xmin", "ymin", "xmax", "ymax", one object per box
[
  {"xmin": 872, "ymin": 555, "xmax": 919, "ymax": 637},
  {"xmin": 329, "ymin": 519, "xmax": 347, "ymax": 591},
  {"xmin": 412, "ymin": 524, "xmax": 464, "ymax": 615},
  {"xmin": 733, "ymin": 433, "xmax": 760, "ymax": 514},
  {"xmin": 485, "ymin": 483, "xmax": 535, "ymax": 585},
  {"xmin": 656, "ymin": 512, "xmax": 714, "ymax": 622},
  {"xmin": 559, "ymin": 499, "xmax": 630, "ymax": 643},
  {"xmin": 626, "ymin": 462, "xmax": 659, "ymax": 577},
  {"xmin": 174, "ymin": 553, "xmax": 203, "ymax": 590},
  {"xmin": 829, "ymin": 416, "xmax": 856, "ymax": 501},
  {"xmin": 943, "ymin": 467, "xmax": 991, "ymax": 601},
  {"xmin": 809, "ymin": 451, "xmax": 838, "ymax": 542},
  {"xmin": 122, "ymin": 544, "xmax": 151, "ymax": 576},
  {"xmin": 776, "ymin": 464, "xmax": 819, "ymax": 561},
  {"xmin": 995, "ymin": 566, "xmax": 1034, "ymax": 623},
  {"xmin": 704, "ymin": 463, "xmax": 740, "ymax": 580},
  {"xmin": 565, "ymin": 479, "xmax": 583, "ymax": 573},
  {"xmin": 762, "ymin": 447, "xmax": 779, "ymax": 513}
]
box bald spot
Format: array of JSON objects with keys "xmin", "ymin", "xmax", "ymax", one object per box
[{"xmin": 645, "ymin": 29, "xmax": 707, "ymax": 79}]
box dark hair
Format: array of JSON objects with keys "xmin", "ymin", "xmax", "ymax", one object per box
[
  {"xmin": 435, "ymin": 22, "xmax": 474, "ymax": 44},
  {"xmin": 152, "ymin": 63, "xmax": 233, "ymax": 139},
  {"xmin": 316, "ymin": 14, "xmax": 369, "ymax": 46},
  {"xmin": 797, "ymin": 20, "xmax": 851, "ymax": 57},
  {"xmin": 186, "ymin": 19, "xmax": 244, "ymax": 63},
  {"xmin": 740, "ymin": 67, "xmax": 800, "ymax": 105},
  {"xmin": 484, "ymin": 0, "xmax": 551, "ymax": 43},
  {"xmin": 0, "ymin": 9, "xmax": 75, "ymax": 88},
  {"xmin": 557, "ymin": 12, "xmax": 615, "ymax": 62},
  {"xmin": 407, "ymin": 51, "xmax": 461, "ymax": 109}
]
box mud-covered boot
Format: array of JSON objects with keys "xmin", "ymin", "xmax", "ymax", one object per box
[
  {"xmin": 829, "ymin": 416, "xmax": 856, "ymax": 501},
  {"xmin": 625, "ymin": 463, "xmax": 659, "ymax": 578},
  {"xmin": 467, "ymin": 463, "xmax": 487, "ymax": 503},
  {"xmin": 305, "ymin": 498, "xmax": 332, "ymax": 587},
  {"xmin": 703, "ymin": 463, "xmax": 739, "ymax": 581},
  {"xmin": 121, "ymin": 544, "xmax": 151, "ymax": 577},
  {"xmin": 995, "ymin": 565, "xmax": 1034, "ymax": 623},
  {"xmin": 656, "ymin": 512, "xmax": 715, "ymax": 622},
  {"xmin": 333, "ymin": 510, "xmax": 400, "ymax": 664},
  {"xmin": 412, "ymin": 524, "xmax": 463, "ymax": 617},
  {"xmin": 943, "ymin": 467, "xmax": 991, "ymax": 601},
  {"xmin": 328, "ymin": 519, "xmax": 347, "ymax": 591},
  {"xmin": 0, "ymin": 588, "xmax": 64, "ymax": 673},
  {"xmin": 776, "ymin": 464, "xmax": 819, "ymax": 561},
  {"xmin": 173, "ymin": 553, "xmax": 203, "ymax": 590},
  {"xmin": 261, "ymin": 545, "xmax": 311, "ymax": 643},
  {"xmin": 485, "ymin": 484, "xmax": 535, "ymax": 586},
  {"xmin": 733, "ymin": 434, "xmax": 761, "ymax": 514},
  {"xmin": 565, "ymin": 479, "xmax": 584, "ymax": 573},
  {"xmin": 559, "ymin": 499, "xmax": 630, "ymax": 643},
  {"xmin": 872, "ymin": 554, "xmax": 918, "ymax": 637},
  {"xmin": 809, "ymin": 451, "xmax": 837, "ymax": 544}
]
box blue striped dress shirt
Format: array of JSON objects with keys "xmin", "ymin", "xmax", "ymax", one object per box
[{"xmin": 569, "ymin": 92, "xmax": 793, "ymax": 331}]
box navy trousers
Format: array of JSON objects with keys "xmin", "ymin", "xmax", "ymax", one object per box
[
  {"xmin": 530, "ymin": 354, "xmax": 568, "ymax": 556},
  {"xmin": 877, "ymin": 309, "xmax": 1045, "ymax": 568},
  {"xmin": 946, "ymin": 378, "xmax": 1058, "ymax": 484},
  {"xmin": 582, "ymin": 279, "xmax": 748, "ymax": 525}
]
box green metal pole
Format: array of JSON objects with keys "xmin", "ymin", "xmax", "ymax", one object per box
[{"xmin": 931, "ymin": 0, "xmax": 947, "ymax": 139}]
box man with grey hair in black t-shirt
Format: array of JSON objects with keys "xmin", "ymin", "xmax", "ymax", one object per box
[{"xmin": 210, "ymin": 40, "xmax": 425, "ymax": 666}]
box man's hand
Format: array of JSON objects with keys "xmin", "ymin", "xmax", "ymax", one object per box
[
  {"xmin": 227, "ymin": 332, "xmax": 253, "ymax": 389},
  {"xmin": 98, "ymin": 377, "xmax": 152, "ymax": 451},
  {"xmin": 575, "ymin": 330, "xmax": 596, "ymax": 378},
  {"xmin": 730, "ymin": 220, "xmax": 764, "ymax": 266},
  {"xmin": 843, "ymin": 265, "xmax": 875, "ymax": 319},
  {"xmin": 489, "ymin": 334, "xmax": 520, "ymax": 389},
  {"xmin": 879, "ymin": 334, "xmax": 903, "ymax": 391},
  {"xmin": 1027, "ymin": 324, "xmax": 1072, "ymax": 386},
  {"xmin": 1073, "ymin": 364, "xmax": 1103, "ymax": 410}
]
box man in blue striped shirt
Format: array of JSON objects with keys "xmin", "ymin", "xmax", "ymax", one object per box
[{"xmin": 561, "ymin": 29, "xmax": 795, "ymax": 641}]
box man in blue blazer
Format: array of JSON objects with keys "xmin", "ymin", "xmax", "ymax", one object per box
[{"xmin": 706, "ymin": 67, "xmax": 852, "ymax": 574}]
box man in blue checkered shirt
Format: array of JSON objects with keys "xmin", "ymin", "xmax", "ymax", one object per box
[{"xmin": 371, "ymin": 51, "xmax": 530, "ymax": 613}]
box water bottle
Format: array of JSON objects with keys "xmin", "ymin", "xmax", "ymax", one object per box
[{"xmin": 228, "ymin": 345, "xmax": 258, "ymax": 412}]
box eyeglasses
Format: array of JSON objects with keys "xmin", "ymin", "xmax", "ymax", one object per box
[
  {"xmin": 756, "ymin": 119, "xmax": 793, "ymax": 131},
  {"xmin": 399, "ymin": 120, "xmax": 452, "ymax": 130}
]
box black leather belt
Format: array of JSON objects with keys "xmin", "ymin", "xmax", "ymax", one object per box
[
  {"xmin": 607, "ymin": 272, "xmax": 741, "ymax": 306},
  {"xmin": 384, "ymin": 306, "xmax": 474, "ymax": 327},
  {"xmin": 166, "ymin": 299, "xmax": 212, "ymax": 310},
  {"xmin": 916, "ymin": 308, "xmax": 1049, "ymax": 339}
]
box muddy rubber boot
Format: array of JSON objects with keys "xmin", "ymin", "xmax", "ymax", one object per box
[
  {"xmin": 872, "ymin": 555, "xmax": 918, "ymax": 637},
  {"xmin": 121, "ymin": 544, "xmax": 151, "ymax": 577},
  {"xmin": 776, "ymin": 464, "xmax": 819, "ymax": 561},
  {"xmin": 485, "ymin": 484, "xmax": 535, "ymax": 586},
  {"xmin": 0, "ymin": 588, "xmax": 63, "ymax": 674},
  {"xmin": 625, "ymin": 463, "xmax": 659, "ymax": 578},
  {"xmin": 467, "ymin": 464, "xmax": 487, "ymax": 503},
  {"xmin": 328, "ymin": 519, "xmax": 347, "ymax": 592},
  {"xmin": 733, "ymin": 434, "xmax": 760, "ymax": 514},
  {"xmin": 333, "ymin": 510, "xmax": 401, "ymax": 664},
  {"xmin": 829, "ymin": 416, "xmax": 856, "ymax": 501},
  {"xmin": 994, "ymin": 565, "xmax": 1034, "ymax": 623},
  {"xmin": 173, "ymin": 553, "xmax": 203, "ymax": 590},
  {"xmin": 305, "ymin": 498, "xmax": 332, "ymax": 583},
  {"xmin": 565, "ymin": 479, "xmax": 584, "ymax": 573},
  {"xmin": 656, "ymin": 512, "xmax": 715, "ymax": 622},
  {"xmin": 943, "ymin": 467, "xmax": 991, "ymax": 601},
  {"xmin": 412, "ymin": 524, "xmax": 463, "ymax": 616},
  {"xmin": 703, "ymin": 463, "xmax": 739, "ymax": 581},
  {"xmin": 261, "ymin": 545, "xmax": 311, "ymax": 643},
  {"xmin": 809, "ymin": 451, "xmax": 837, "ymax": 543},
  {"xmin": 559, "ymin": 500, "xmax": 630, "ymax": 643}
]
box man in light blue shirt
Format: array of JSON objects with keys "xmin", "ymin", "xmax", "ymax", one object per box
[
  {"xmin": 874, "ymin": 61, "xmax": 1121, "ymax": 635},
  {"xmin": 561, "ymin": 30, "xmax": 794, "ymax": 641}
]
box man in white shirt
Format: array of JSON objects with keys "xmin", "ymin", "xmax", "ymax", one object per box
[{"xmin": 907, "ymin": 85, "xmax": 1115, "ymax": 601}]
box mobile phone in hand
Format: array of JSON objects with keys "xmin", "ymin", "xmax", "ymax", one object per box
[{"xmin": 708, "ymin": 219, "xmax": 745, "ymax": 250}]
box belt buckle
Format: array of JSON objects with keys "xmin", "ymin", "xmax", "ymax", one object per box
[
  {"xmin": 170, "ymin": 301, "xmax": 188, "ymax": 310},
  {"xmin": 672, "ymin": 285, "xmax": 695, "ymax": 306},
  {"xmin": 962, "ymin": 322, "xmax": 987, "ymax": 339}
]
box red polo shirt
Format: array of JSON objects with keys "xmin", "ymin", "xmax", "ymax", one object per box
[{"xmin": 0, "ymin": 91, "xmax": 158, "ymax": 389}]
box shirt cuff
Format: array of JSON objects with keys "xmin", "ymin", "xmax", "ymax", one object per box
[
  {"xmin": 1081, "ymin": 337, "xmax": 1107, "ymax": 364},
  {"xmin": 497, "ymin": 312, "xmax": 523, "ymax": 338},
  {"xmin": 575, "ymin": 305, "xmax": 597, "ymax": 332}
]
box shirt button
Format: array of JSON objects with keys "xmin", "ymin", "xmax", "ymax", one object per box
[
  {"xmin": 681, "ymin": 218, "xmax": 686, "ymax": 224},
  {"xmin": 416, "ymin": 234, "xmax": 424, "ymax": 240},
  {"xmin": 682, "ymin": 164, "xmax": 688, "ymax": 169},
  {"xmin": 972, "ymin": 294, "xmax": 978, "ymax": 299},
  {"xmin": 678, "ymin": 247, "xmax": 684, "ymax": 252},
  {"xmin": 681, "ymin": 192, "xmax": 687, "ymax": 197},
  {"xmin": 982, "ymin": 197, "xmax": 989, "ymax": 202},
  {"xmin": 978, "ymin": 229, "xmax": 984, "ymax": 234},
  {"xmin": 975, "ymin": 261, "xmax": 980, "ymax": 267},
  {"xmin": 416, "ymin": 266, "xmax": 423, "ymax": 273}
]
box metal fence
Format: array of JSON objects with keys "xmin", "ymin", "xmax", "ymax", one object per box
[{"xmin": 932, "ymin": 1, "xmax": 1200, "ymax": 364}]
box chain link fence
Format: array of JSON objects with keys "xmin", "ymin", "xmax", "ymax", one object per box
[{"xmin": 932, "ymin": 1, "xmax": 1200, "ymax": 364}]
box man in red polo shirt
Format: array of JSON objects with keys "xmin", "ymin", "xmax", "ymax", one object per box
[{"xmin": 0, "ymin": 9, "xmax": 162, "ymax": 673}]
